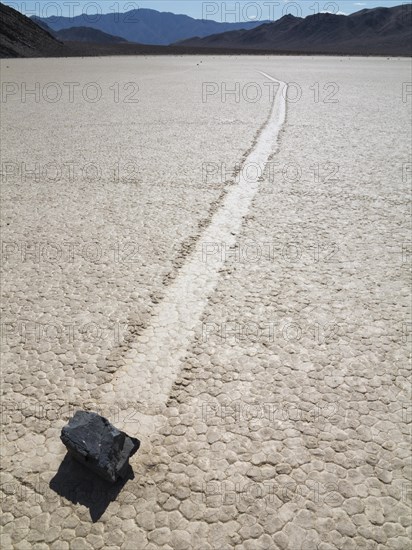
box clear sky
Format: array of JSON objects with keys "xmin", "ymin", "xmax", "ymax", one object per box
[{"xmin": 4, "ymin": 0, "xmax": 410, "ymax": 21}]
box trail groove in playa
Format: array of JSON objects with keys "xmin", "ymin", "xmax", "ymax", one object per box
[{"xmin": 102, "ymin": 73, "xmax": 288, "ymax": 433}]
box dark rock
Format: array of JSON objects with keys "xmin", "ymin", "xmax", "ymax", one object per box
[{"xmin": 60, "ymin": 410, "xmax": 140, "ymax": 483}]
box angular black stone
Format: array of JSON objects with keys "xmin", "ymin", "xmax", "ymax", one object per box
[{"xmin": 60, "ymin": 410, "xmax": 140, "ymax": 483}]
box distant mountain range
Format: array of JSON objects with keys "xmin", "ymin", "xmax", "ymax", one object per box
[
  {"xmin": 1, "ymin": 2, "xmax": 411, "ymax": 58},
  {"xmin": 32, "ymin": 8, "xmax": 267, "ymax": 46},
  {"xmin": 177, "ymin": 5, "xmax": 412, "ymax": 56},
  {"xmin": 52, "ymin": 27, "xmax": 127, "ymax": 44},
  {"xmin": 34, "ymin": 18, "xmax": 128, "ymax": 44}
]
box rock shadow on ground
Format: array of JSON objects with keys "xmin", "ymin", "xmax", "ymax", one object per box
[{"xmin": 49, "ymin": 454, "xmax": 134, "ymax": 522}]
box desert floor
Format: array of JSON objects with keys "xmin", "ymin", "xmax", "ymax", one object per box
[{"xmin": 1, "ymin": 56, "xmax": 411, "ymax": 550}]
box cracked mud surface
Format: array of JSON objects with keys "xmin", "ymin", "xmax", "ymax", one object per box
[{"xmin": 1, "ymin": 56, "xmax": 411, "ymax": 549}]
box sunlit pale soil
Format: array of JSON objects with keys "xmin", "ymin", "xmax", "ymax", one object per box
[{"xmin": 1, "ymin": 56, "xmax": 411, "ymax": 550}]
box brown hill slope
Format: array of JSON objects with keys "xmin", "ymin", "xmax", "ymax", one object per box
[{"xmin": 0, "ymin": 2, "xmax": 67, "ymax": 57}]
